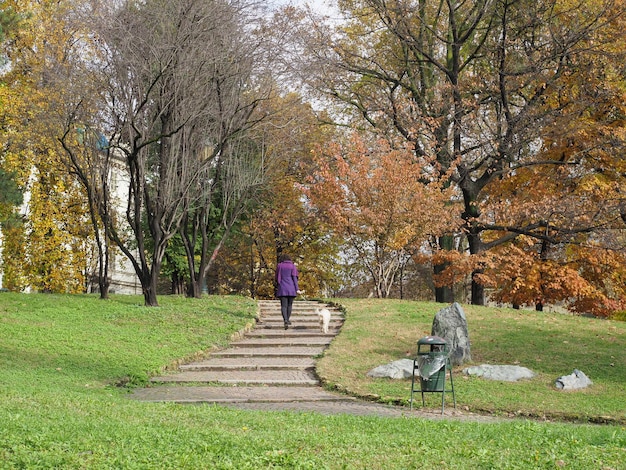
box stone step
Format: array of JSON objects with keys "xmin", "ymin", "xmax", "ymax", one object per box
[
  {"xmin": 180, "ymin": 356, "xmax": 316, "ymax": 371},
  {"xmin": 245, "ymin": 329, "xmax": 336, "ymax": 338},
  {"xmin": 258, "ymin": 317, "xmax": 344, "ymax": 324},
  {"xmin": 258, "ymin": 302, "xmax": 341, "ymax": 307},
  {"xmin": 256, "ymin": 308, "xmax": 331, "ymax": 314},
  {"xmin": 259, "ymin": 318, "xmax": 343, "ymax": 325},
  {"xmin": 258, "ymin": 303, "xmax": 342, "ymax": 313},
  {"xmin": 253, "ymin": 327, "xmax": 341, "ymax": 335},
  {"xmin": 256, "ymin": 323, "xmax": 343, "ymax": 331},
  {"xmin": 132, "ymin": 386, "xmax": 358, "ymax": 404},
  {"xmin": 211, "ymin": 346, "xmax": 326, "ymax": 357},
  {"xmin": 258, "ymin": 307, "xmax": 335, "ymax": 312},
  {"xmin": 230, "ymin": 337, "xmax": 332, "ymax": 347},
  {"xmin": 257, "ymin": 316, "xmax": 343, "ymax": 322},
  {"xmin": 253, "ymin": 325, "xmax": 342, "ymax": 333},
  {"xmin": 150, "ymin": 369, "xmax": 319, "ymax": 386},
  {"xmin": 258, "ymin": 300, "xmax": 328, "ymax": 306},
  {"xmin": 131, "ymin": 300, "xmax": 346, "ymax": 406},
  {"xmin": 258, "ymin": 303, "xmax": 341, "ymax": 309}
]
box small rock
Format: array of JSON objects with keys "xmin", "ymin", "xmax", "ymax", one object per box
[
  {"xmin": 462, "ymin": 364, "xmax": 535, "ymax": 382},
  {"xmin": 555, "ymin": 369, "xmax": 592, "ymax": 390},
  {"xmin": 367, "ymin": 359, "xmax": 414, "ymax": 379}
]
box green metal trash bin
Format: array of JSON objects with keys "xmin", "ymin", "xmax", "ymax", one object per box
[
  {"xmin": 420, "ymin": 358, "xmax": 446, "ymax": 391},
  {"xmin": 410, "ymin": 336, "xmax": 456, "ymax": 413}
]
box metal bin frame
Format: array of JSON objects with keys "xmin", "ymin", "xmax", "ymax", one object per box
[{"xmin": 410, "ymin": 336, "xmax": 456, "ymax": 414}]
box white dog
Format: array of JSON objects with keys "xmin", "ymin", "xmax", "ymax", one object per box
[{"xmin": 316, "ymin": 308, "xmax": 331, "ymax": 334}]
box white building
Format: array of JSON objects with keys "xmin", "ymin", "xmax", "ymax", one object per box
[{"xmin": 0, "ymin": 145, "xmax": 142, "ymax": 295}]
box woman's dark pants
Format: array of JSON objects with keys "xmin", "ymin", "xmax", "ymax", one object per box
[{"xmin": 279, "ymin": 296, "xmax": 295, "ymax": 325}]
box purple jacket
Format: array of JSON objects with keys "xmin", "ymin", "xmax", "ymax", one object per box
[{"xmin": 275, "ymin": 260, "xmax": 299, "ymax": 297}]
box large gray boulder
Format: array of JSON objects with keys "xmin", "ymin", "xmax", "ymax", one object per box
[
  {"xmin": 367, "ymin": 359, "xmax": 414, "ymax": 379},
  {"xmin": 431, "ymin": 302, "xmax": 471, "ymax": 366}
]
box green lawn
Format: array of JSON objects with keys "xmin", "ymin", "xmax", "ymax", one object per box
[
  {"xmin": 317, "ymin": 299, "xmax": 626, "ymax": 424},
  {"xmin": 0, "ymin": 293, "xmax": 625, "ymax": 469}
]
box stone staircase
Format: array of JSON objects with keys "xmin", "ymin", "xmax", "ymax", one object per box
[{"xmin": 132, "ymin": 300, "xmax": 359, "ymax": 405}]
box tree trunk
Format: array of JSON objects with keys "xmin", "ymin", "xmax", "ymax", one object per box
[
  {"xmin": 536, "ymin": 239, "xmax": 549, "ymax": 312},
  {"xmin": 171, "ymin": 271, "xmax": 185, "ymax": 295},
  {"xmin": 94, "ymin": 222, "xmax": 110, "ymax": 300},
  {"xmin": 434, "ymin": 275, "xmax": 454, "ymax": 302},
  {"xmin": 97, "ymin": 217, "xmax": 113, "ymax": 300},
  {"xmin": 143, "ymin": 287, "xmax": 158, "ymax": 307},
  {"xmin": 434, "ymin": 235, "xmax": 454, "ymax": 303},
  {"xmin": 142, "ymin": 265, "xmax": 160, "ymax": 307},
  {"xmin": 471, "ymin": 272, "xmax": 485, "ymax": 306},
  {"xmin": 466, "ymin": 228, "xmax": 486, "ymax": 305}
]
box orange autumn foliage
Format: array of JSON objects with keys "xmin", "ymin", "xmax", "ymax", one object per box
[{"xmin": 305, "ymin": 133, "xmax": 458, "ymax": 297}]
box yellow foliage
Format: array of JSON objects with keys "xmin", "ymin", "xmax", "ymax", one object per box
[{"xmin": 0, "ymin": 0, "xmax": 93, "ymax": 293}]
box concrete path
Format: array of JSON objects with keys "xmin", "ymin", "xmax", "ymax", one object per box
[{"xmin": 131, "ymin": 300, "xmax": 491, "ymax": 421}]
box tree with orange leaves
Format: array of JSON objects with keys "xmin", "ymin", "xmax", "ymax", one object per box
[
  {"xmin": 305, "ymin": 134, "xmax": 457, "ymax": 298},
  {"xmin": 465, "ymin": 2, "xmax": 626, "ymax": 315},
  {"xmin": 482, "ymin": 236, "xmax": 626, "ymax": 316},
  {"xmin": 297, "ymin": 0, "xmax": 626, "ymax": 311}
]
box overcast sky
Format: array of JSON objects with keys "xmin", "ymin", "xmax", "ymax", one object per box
[{"xmin": 271, "ymin": 0, "xmax": 338, "ymax": 16}]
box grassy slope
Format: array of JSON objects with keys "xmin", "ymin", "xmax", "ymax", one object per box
[
  {"xmin": 0, "ymin": 293, "xmax": 625, "ymax": 469},
  {"xmin": 317, "ymin": 299, "xmax": 626, "ymax": 423}
]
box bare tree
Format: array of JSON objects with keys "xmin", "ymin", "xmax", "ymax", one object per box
[
  {"xmin": 53, "ymin": 0, "xmax": 298, "ymax": 304},
  {"xmin": 64, "ymin": 0, "xmax": 272, "ymax": 306},
  {"xmin": 181, "ymin": 134, "xmax": 268, "ymax": 298},
  {"xmin": 60, "ymin": 124, "xmax": 115, "ymax": 299},
  {"xmin": 174, "ymin": 4, "xmax": 275, "ymax": 298}
]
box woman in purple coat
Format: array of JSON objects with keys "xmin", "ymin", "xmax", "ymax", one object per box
[{"xmin": 275, "ymin": 254, "xmax": 299, "ymax": 329}]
